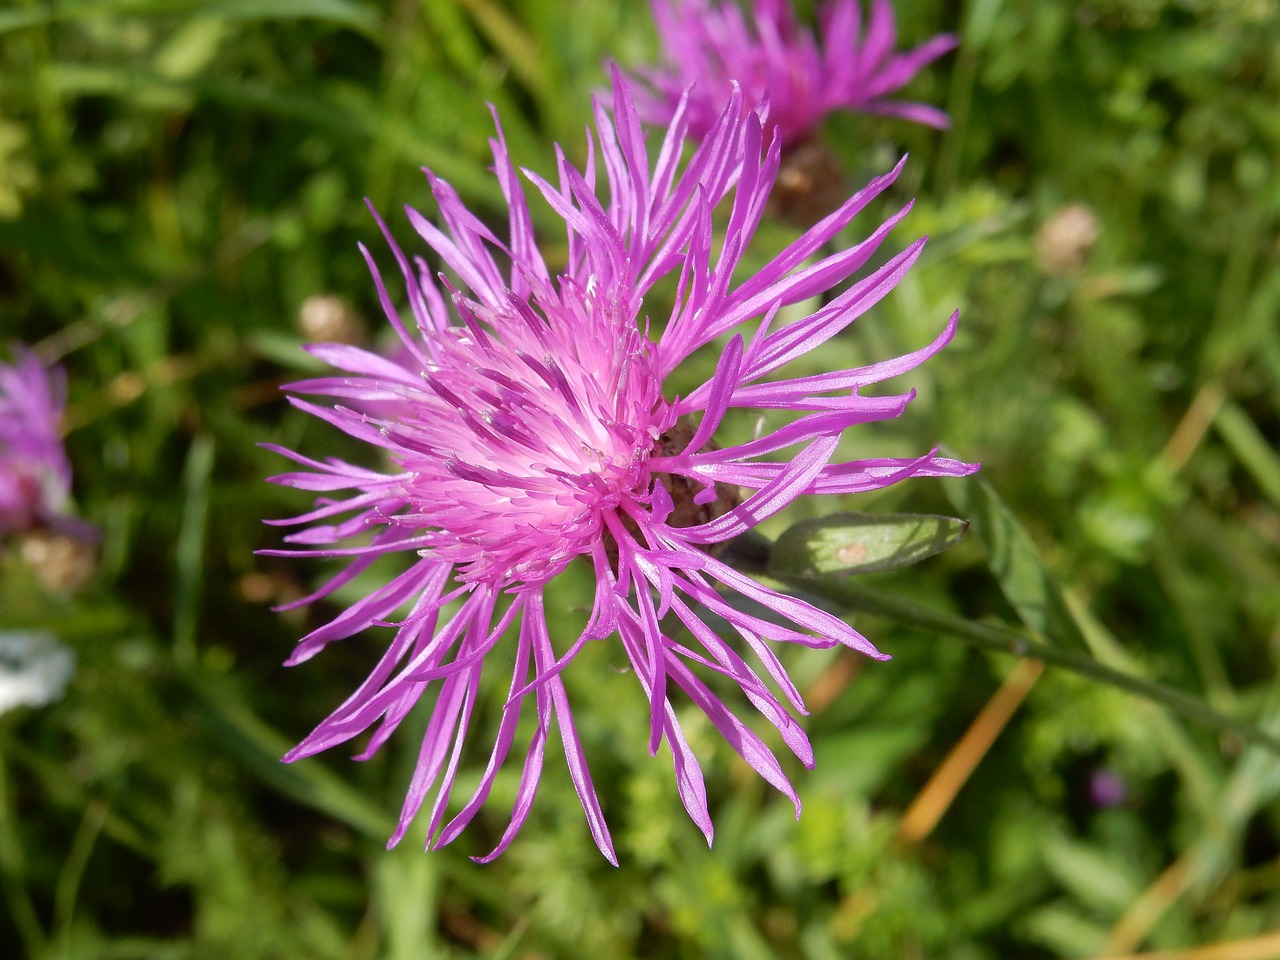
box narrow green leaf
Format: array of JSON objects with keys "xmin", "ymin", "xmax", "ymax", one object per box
[
  {"xmin": 187, "ymin": 0, "xmax": 379, "ymax": 35},
  {"xmin": 769, "ymin": 511, "xmax": 969, "ymax": 578},
  {"xmin": 1039, "ymin": 832, "xmax": 1142, "ymax": 915},
  {"xmin": 181, "ymin": 670, "xmax": 393, "ymax": 840},
  {"xmin": 173, "ymin": 435, "xmax": 214, "ymax": 667},
  {"xmin": 731, "ymin": 529, "xmax": 1280, "ymax": 757},
  {"xmin": 0, "ymin": 0, "xmax": 380, "ymax": 37},
  {"xmin": 943, "ymin": 468, "xmax": 1092, "ymax": 652},
  {"xmin": 153, "ymin": 17, "xmax": 228, "ymax": 80},
  {"xmin": 941, "ymin": 470, "xmax": 1239, "ymax": 801},
  {"xmin": 0, "ymin": 8, "xmax": 51, "ymax": 33},
  {"xmin": 0, "ymin": 756, "xmax": 49, "ymax": 956},
  {"xmin": 456, "ymin": 0, "xmax": 550, "ymax": 102},
  {"xmin": 244, "ymin": 330, "xmax": 329, "ymax": 374},
  {"xmin": 766, "ymin": 568, "xmax": 1280, "ymax": 756},
  {"xmin": 377, "ymin": 850, "xmax": 441, "ymax": 960},
  {"xmin": 1214, "ymin": 398, "xmax": 1280, "ymax": 511}
]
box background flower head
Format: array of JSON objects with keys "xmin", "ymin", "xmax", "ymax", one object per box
[
  {"xmin": 0, "ymin": 630, "xmax": 76, "ymax": 715},
  {"xmin": 630, "ymin": 0, "xmax": 957, "ymax": 148},
  {"xmin": 0, "ymin": 346, "xmax": 79, "ymax": 537},
  {"xmin": 264, "ymin": 70, "xmax": 975, "ymax": 863}
]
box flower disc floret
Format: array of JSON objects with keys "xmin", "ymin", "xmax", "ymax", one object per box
[{"xmin": 387, "ymin": 279, "xmax": 669, "ymax": 587}]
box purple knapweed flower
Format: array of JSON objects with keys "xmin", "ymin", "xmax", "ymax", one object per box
[
  {"xmin": 0, "ymin": 347, "xmax": 85, "ymax": 539},
  {"xmin": 1089, "ymin": 768, "xmax": 1128, "ymax": 809},
  {"xmin": 630, "ymin": 0, "xmax": 956, "ymax": 148},
  {"xmin": 264, "ymin": 71, "xmax": 976, "ymax": 863}
]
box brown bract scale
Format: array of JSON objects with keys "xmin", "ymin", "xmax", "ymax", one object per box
[
  {"xmin": 653, "ymin": 416, "xmax": 741, "ymax": 531},
  {"xmin": 766, "ymin": 137, "xmax": 850, "ymax": 227},
  {"xmin": 603, "ymin": 415, "xmax": 741, "ymax": 563},
  {"xmin": 1035, "ymin": 204, "xmax": 1101, "ymax": 274}
]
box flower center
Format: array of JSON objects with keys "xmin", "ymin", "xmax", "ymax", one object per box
[
  {"xmin": 650, "ymin": 416, "xmax": 740, "ymax": 530},
  {"xmin": 393, "ymin": 280, "xmax": 669, "ymax": 587},
  {"xmin": 600, "ymin": 416, "xmax": 741, "ymax": 565}
]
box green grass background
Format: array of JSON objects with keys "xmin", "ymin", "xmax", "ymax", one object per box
[{"xmin": 2, "ymin": 0, "xmax": 1280, "ymax": 957}]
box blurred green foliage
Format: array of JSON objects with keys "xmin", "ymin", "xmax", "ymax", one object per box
[{"xmin": 2, "ymin": 0, "xmax": 1280, "ymax": 957}]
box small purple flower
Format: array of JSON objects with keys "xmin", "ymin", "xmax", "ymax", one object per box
[
  {"xmin": 630, "ymin": 0, "xmax": 956, "ymax": 148},
  {"xmin": 264, "ymin": 71, "xmax": 976, "ymax": 863},
  {"xmin": 0, "ymin": 347, "xmax": 82, "ymax": 538},
  {"xmin": 1089, "ymin": 768, "xmax": 1128, "ymax": 808}
]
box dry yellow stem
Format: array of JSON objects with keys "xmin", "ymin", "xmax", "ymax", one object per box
[
  {"xmin": 898, "ymin": 657, "xmax": 1044, "ymax": 844},
  {"xmin": 1090, "ymin": 930, "xmax": 1280, "ymax": 960}
]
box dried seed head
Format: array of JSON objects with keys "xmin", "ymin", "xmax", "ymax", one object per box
[
  {"xmin": 767, "ymin": 137, "xmax": 850, "ymax": 227},
  {"xmin": 298, "ymin": 294, "xmax": 366, "ymax": 345},
  {"xmin": 18, "ymin": 529, "xmax": 96, "ymax": 593},
  {"xmin": 1035, "ymin": 203, "xmax": 1101, "ymax": 274}
]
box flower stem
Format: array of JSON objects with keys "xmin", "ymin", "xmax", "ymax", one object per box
[{"xmin": 723, "ymin": 532, "xmax": 1280, "ymax": 755}]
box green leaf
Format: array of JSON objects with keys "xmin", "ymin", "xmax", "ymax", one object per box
[
  {"xmin": 187, "ymin": 0, "xmax": 379, "ymax": 35},
  {"xmin": 173, "ymin": 434, "xmax": 215, "ymax": 667},
  {"xmin": 768, "ymin": 512, "xmax": 969, "ymax": 578},
  {"xmin": 0, "ymin": 0, "xmax": 380, "ymax": 37},
  {"xmin": 181, "ymin": 669, "xmax": 393, "ymax": 840},
  {"xmin": 748, "ymin": 532, "xmax": 1280, "ymax": 756},
  {"xmin": 1214, "ymin": 398, "xmax": 1280, "ymax": 511},
  {"xmin": 943, "ymin": 467, "xmax": 1092, "ymax": 653},
  {"xmin": 456, "ymin": 0, "xmax": 550, "ymax": 103},
  {"xmin": 1039, "ymin": 832, "xmax": 1142, "ymax": 916}
]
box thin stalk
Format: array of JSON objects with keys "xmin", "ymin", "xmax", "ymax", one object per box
[
  {"xmin": 785, "ymin": 574, "xmax": 1280, "ymax": 755},
  {"xmin": 705, "ymin": 522, "xmax": 1280, "ymax": 759}
]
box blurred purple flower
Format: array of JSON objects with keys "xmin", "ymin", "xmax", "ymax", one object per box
[
  {"xmin": 1089, "ymin": 768, "xmax": 1128, "ymax": 808},
  {"xmin": 264, "ymin": 71, "xmax": 976, "ymax": 863},
  {"xmin": 0, "ymin": 347, "xmax": 85, "ymax": 539},
  {"xmin": 628, "ymin": 0, "xmax": 957, "ymax": 148}
]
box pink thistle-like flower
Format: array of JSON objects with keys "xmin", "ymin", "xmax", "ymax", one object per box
[
  {"xmin": 630, "ymin": 0, "xmax": 957, "ymax": 148},
  {"xmin": 263, "ymin": 71, "xmax": 976, "ymax": 864},
  {"xmin": 0, "ymin": 346, "xmax": 84, "ymax": 538}
]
